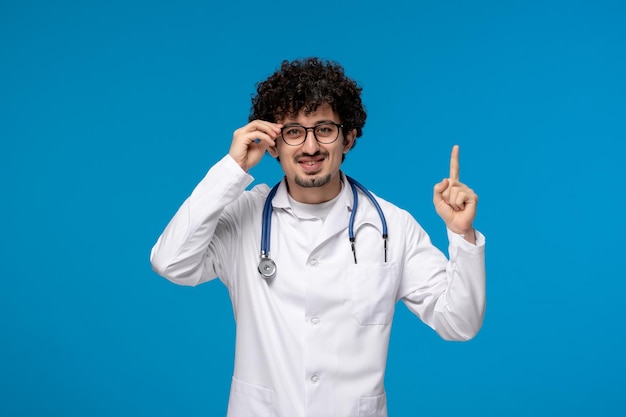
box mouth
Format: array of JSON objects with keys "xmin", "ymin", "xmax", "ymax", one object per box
[{"xmin": 297, "ymin": 155, "xmax": 325, "ymax": 173}]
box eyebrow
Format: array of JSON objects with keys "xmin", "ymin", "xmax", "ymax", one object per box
[{"xmin": 282, "ymin": 119, "xmax": 337, "ymax": 126}]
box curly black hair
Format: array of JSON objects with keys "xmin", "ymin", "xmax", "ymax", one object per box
[{"xmin": 249, "ymin": 57, "xmax": 367, "ymax": 149}]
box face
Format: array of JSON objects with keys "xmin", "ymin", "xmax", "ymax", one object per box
[{"xmin": 269, "ymin": 104, "xmax": 356, "ymax": 204}]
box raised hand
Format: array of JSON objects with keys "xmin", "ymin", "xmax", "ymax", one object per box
[
  {"xmin": 433, "ymin": 145, "xmax": 478, "ymax": 243},
  {"xmin": 229, "ymin": 120, "xmax": 282, "ymax": 172}
]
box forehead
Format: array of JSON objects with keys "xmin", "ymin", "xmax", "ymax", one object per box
[{"xmin": 279, "ymin": 103, "xmax": 338, "ymax": 124}]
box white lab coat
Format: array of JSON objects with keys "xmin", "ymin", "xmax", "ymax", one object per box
[{"xmin": 151, "ymin": 155, "xmax": 486, "ymax": 417}]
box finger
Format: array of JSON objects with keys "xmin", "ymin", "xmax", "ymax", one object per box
[
  {"xmin": 245, "ymin": 120, "xmax": 282, "ymax": 140},
  {"xmin": 452, "ymin": 190, "xmax": 467, "ymax": 212},
  {"xmin": 446, "ymin": 183, "xmax": 461, "ymax": 210},
  {"xmin": 449, "ymin": 144, "xmax": 460, "ymax": 183},
  {"xmin": 237, "ymin": 123, "xmax": 280, "ymax": 147},
  {"xmin": 248, "ymin": 131, "xmax": 277, "ymax": 148},
  {"xmin": 257, "ymin": 119, "xmax": 283, "ymax": 134}
]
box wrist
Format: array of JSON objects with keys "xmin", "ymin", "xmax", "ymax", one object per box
[
  {"xmin": 462, "ymin": 229, "xmax": 476, "ymax": 244},
  {"xmin": 448, "ymin": 227, "xmax": 476, "ymax": 245}
]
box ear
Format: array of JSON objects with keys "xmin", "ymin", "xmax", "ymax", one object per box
[
  {"xmin": 267, "ymin": 141, "xmax": 279, "ymax": 158},
  {"xmin": 343, "ymin": 128, "xmax": 357, "ymax": 154}
]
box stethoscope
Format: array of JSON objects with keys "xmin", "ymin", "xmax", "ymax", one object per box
[{"xmin": 258, "ymin": 176, "xmax": 388, "ymax": 279}]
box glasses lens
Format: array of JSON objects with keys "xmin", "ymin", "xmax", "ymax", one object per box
[
  {"xmin": 282, "ymin": 126, "xmax": 306, "ymax": 145},
  {"xmin": 315, "ymin": 123, "xmax": 339, "ymax": 143}
]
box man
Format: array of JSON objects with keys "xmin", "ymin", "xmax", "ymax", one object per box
[{"xmin": 151, "ymin": 57, "xmax": 485, "ymax": 417}]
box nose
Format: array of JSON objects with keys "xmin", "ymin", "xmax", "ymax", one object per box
[{"xmin": 301, "ymin": 128, "xmax": 320, "ymax": 153}]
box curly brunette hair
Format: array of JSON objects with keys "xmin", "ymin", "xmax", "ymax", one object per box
[{"xmin": 249, "ymin": 57, "xmax": 367, "ymax": 149}]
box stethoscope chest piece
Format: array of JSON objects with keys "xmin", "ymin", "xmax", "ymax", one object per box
[{"xmin": 258, "ymin": 256, "xmax": 277, "ymax": 279}]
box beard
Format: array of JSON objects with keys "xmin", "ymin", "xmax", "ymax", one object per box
[
  {"xmin": 292, "ymin": 150, "xmax": 333, "ymax": 188},
  {"xmin": 294, "ymin": 173, "xmax": 332, "ymax": 188}
]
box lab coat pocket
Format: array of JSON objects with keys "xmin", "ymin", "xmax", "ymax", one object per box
[
  {"xmin": 227, "ymin": 377, "xmax": 274, "ymax": 417},
  {"xmin": 349, "ymin": 262, "xmax": 399, "ymax": 325},
  {"xmin": 358, "ymin": 392, "xmax": 387, "ymax": 416}
]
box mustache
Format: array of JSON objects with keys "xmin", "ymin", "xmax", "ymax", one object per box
[{"xmin": 294, "ymin": 150, "xmax": 329, "ymax": 160}]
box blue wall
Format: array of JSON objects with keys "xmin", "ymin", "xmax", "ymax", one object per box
[{"xmin": 2, "ymin": 0, "xmax": 624, "ymax": 415}]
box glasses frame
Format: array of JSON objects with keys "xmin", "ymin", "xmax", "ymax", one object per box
[{"xmin": 279, "ymin": 122, "xmax": 344, "ymax": 146}]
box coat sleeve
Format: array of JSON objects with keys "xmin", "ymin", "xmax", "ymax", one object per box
[
  {"xmin": 150, "ymin": 155, "xmax": 254, "ymax": 287},
  {"xmin": 399, "ymin": 218, "xmax": 486, "ymax": 341}
]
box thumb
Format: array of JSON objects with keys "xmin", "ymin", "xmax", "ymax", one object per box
[
  {"xmin": 433, "ymin": 178, "xmax": 449, "ymax": 206},
  {"xmin": 433, "ymin": 178, "xmax": 449, "ymax": 195}
]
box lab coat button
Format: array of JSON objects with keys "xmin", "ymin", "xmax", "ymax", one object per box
[
  {"xmin": 311, "ymin": 317, "xmax": 320, "ymax": 325},
  {"xmin": 311, "ymin": 374, "xmax": 320, "ymax": 383},
  {"xmin": 309, "ymin": 258, "xmax": 319, "ymax": 267}
]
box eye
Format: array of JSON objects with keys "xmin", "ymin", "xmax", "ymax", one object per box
[
  {"xmin": 284, "ymin": 126, "xmax": 304, "ymax": 138},
  {"xmin": 315, "ymin": 124, "xmax": 336, "ymax": 136}
]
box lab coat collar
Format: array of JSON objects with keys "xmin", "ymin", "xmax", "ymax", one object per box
[{"xmin": 270, "ymin": 172, "xmax": 384, "ymax": 235}]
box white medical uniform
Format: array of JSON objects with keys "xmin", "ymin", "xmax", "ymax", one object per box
[{"xmin": 151, "ymin": 155, "xmax": 486, "ymax": 417}]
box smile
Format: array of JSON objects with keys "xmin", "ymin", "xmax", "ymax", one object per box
[{"xmin": 298, "ymin": 156, "xmax": 325, "ymax": 172}]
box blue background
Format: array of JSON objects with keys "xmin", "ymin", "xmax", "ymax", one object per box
[{"xmin": 2, "ymin": 0, "xmax": 625, "ymax": 415}]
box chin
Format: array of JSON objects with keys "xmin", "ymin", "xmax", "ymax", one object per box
[{"xmin": 294, "ymin": 174, "xmax": 332, "ymax": 188}]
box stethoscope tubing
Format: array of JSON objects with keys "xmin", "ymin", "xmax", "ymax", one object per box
[
  {"xmin": 346, "ymin": 176, "xmax": 388, "ymax": 263},
  {"xmin": 261, "ymin": 182, "xmax": 281, "ymax": 257},
  {"xmin": 259, "ymin": 176, "xmax": 388, "ymax": 278}
]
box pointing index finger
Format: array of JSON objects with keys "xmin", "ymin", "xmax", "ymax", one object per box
[{"xmin": 449, "ymin": 144, "xmax": 460, "ymax": 182}]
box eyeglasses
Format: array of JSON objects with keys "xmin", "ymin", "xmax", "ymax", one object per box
[{"xmin": 280, "ymin": 122, "xmax": 344, "ymax": 146}]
